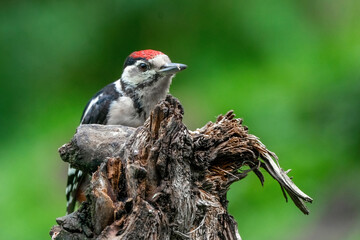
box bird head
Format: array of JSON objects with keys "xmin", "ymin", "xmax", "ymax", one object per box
[{"xmin": 120, "ymin": 50, "xmax": 187, "ymax": 93}]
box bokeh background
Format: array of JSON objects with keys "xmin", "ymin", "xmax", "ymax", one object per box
[{"xmin": 1, "ymin": 0, "xmax": 360, "ymax": 239}]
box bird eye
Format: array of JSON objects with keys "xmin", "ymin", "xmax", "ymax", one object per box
[{"xmin": 139, "ymin": 63, "xmax": 149, "ymax": 72}]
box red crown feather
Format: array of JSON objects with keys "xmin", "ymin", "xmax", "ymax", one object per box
[{"xmin": 130, "ymin": 50, "xmax": 164, "ymax": 60}]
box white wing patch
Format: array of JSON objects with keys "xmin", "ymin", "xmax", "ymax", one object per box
[
  {"xmin": 67, "ymin": 167, "xmax": 76, "ymax": 175},
  {"xmin": 114, "ymin": 79, "xmax": 122, "ymax": 93},
  {"xmin": 81, "ymin": 93, "xmax": 103, "ymax": 123}
]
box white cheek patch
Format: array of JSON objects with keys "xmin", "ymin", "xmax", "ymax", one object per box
[
  {"xmin": 121, "ymin": 55, "xmax": 172, "ymax": 86},
  {"xmin": 121, "ymin": 65, "xmax": 139, "ymax": 85},
  {"xmin": 122, "ymin": 63, "xmax": 156, "ymax": 85}
]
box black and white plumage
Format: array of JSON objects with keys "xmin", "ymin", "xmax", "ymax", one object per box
[{"xmin": 66, "ymin": 50, "xmax": 187, "ymax": 214}]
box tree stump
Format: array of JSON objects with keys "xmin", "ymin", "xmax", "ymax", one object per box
[{"xmin": 50, "ymin": 95, "xmax": 312, "ymax": 240}]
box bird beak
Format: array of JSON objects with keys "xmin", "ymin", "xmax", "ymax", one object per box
[{"xmin": 159, "ymin": 63, "xmax": 187, "ymax": 75}]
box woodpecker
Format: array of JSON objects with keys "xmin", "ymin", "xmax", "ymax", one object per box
[{"xmin": 66, "ymin": 50, "xmax": 187, "ymax": 213}]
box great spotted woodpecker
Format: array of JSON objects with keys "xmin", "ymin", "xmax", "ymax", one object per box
[{"xmin": 66, "ymin": 50, "xmax": 187, "ymax": 213}]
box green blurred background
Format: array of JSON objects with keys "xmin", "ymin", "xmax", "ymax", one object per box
[{"xmin": 1, "ymin": 0, "xmax": 360, "ymax": 239}]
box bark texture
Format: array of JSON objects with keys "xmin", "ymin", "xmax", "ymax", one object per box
[{"xmin": 50, "ymin": 95, "xmax": 312, "ymax": 240}]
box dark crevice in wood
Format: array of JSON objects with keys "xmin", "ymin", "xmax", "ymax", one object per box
[{"xmin": 51, "ymin": 95, "xmax": 312, "ymax": 240}]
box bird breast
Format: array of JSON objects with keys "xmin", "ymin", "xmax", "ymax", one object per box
[{"xmin": 107, "ymin": 96, "xmax": 144, "ymax": 127}]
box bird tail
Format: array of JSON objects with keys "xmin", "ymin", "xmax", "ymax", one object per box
[{"xmin": 65, "ymin": 167, "xmax": 84, "ymax": 214}]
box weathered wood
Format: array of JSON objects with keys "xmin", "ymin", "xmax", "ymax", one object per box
[
  {"xmin": 58, "ymin": 124, "xmax": 134, "ymax": 173},
  {"xmin": 51, "ymin": 95, "xmax": 312, "ymax": 240}
]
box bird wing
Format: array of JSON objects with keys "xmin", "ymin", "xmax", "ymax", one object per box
[
  {"xmin": 80, "ymin": 82, "xmax": 121, "ymax": 124},
  {"xmin": 66, "ymin": 82, "xmax": 121, "ymax": 214}
]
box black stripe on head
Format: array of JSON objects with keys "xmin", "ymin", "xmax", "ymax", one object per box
[
  {"xmin": 136, "ymin": 73, "xmax": 160, "ymax": 89},
  {"xmin": 123, "ymin": 57, "xmax": 148, "ymax": 69},
  {"xmin": 119, "ymin": 82, "xmax": 145, "ymax": 117}
]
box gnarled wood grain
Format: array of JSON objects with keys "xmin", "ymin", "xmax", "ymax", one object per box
[{"xmin": 51, "ymin": 95, "xmax": 312, "ymax": 240}]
